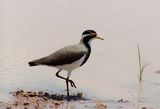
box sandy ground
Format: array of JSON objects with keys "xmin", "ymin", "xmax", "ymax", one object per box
[{"xmin": 0, "ymin": 90, "xmax": 152, "ymax": 109}]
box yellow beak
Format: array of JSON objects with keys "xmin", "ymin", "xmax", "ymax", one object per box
[{"xmin": 96, "ymin": 36, "xmax": 104, "ymax": 40}]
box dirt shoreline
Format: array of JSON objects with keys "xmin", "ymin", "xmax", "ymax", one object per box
[{"xmin": 0, "ymin": 90, "xmax": 151, "ymax": 109}]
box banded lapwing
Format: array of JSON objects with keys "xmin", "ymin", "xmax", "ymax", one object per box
[{"xmin": 28, "ymin": 30, "xmax": 104, "ymax": 99}]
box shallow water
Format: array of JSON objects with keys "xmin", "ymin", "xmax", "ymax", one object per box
[{"xmin": 1, "ymin": 0, "xmax": 160, "ymax": 108}]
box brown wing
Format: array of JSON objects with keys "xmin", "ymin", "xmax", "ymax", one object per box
[{"xmin": 41, "ymin": 45, "xmax": 87, "ymax": 66}]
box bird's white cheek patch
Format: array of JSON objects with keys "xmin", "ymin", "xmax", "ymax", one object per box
[{"xmin": 55, "ymin": 54, "xmax": 86, "ymax": 72}]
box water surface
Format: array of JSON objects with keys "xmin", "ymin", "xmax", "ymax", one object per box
[{"xmin": 1, "ymin": 0, "xmax": 160, "ymax": 108}]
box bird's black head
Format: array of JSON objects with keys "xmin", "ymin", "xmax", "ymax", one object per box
[
  {"xmin": 82, "ymin": 30, "xmax": 97, "ymax": 39},
  {"xmin": 81, "ymin": 30, "xmax": 104, "ymax": 44}
]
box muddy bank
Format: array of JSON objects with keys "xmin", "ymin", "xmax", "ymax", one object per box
[{"xmin": 0, "ymin": 90, "xmax": 153, "ymax": 109}]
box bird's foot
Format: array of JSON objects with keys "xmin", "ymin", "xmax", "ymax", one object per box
[{"xmin": 68, "ymin": 80, "xmax": 77, "ymax": 88}]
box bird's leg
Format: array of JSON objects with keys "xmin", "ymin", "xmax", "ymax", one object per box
[
  {"xmin": 55, "ymin": 70, "xmax": 66, "ymax": 80},
  {"xmin": 56, "ymin": 70, "xmax": 70, "ymax": 99},
  {"xmin": 55, "ymin": 70, "xmax": 77, "ymax": 100},
  {"xmin": 55, "ymin": 70, "xmax": 77, "ymax": 88},
  {"xmin": 68, "ymin": 80, "xmax": 77, "ymax": 88},
  {"xmin": 66, "ymin": 77, "xmax": 70, "ymax": 100},
  {"xmin": 67, "ymin": 72, "xmax": 77, "ymax": 88}
]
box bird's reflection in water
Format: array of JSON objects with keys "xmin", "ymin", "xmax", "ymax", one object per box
[{"xmin": 65, "ymin": 101, "xmax": 72, "ymax": 109}]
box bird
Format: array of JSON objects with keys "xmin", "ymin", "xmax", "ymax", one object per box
[{"xmin": 28, "ymin": 30, "xmax": 104, "ymax": 99}]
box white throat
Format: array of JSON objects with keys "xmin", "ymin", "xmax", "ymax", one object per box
[{"xmin": 79, "ymin": 34, "xmax": 93, "ymax": 46}]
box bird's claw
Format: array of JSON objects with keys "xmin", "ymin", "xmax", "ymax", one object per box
[{"xmin": 69, "ymin": 80, "xmax": 77, "ymax": 88}]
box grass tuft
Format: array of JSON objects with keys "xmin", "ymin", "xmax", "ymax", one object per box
[{"xmin": 137, "ymin": 45, "xmax": 149, "ymax": 82}]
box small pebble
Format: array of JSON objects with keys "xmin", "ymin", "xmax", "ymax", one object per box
[
  {"xmin": 38, "ymin": 91, "xmax": 43, "ymax": 95},
  {"xmin": 44, "ymin": 92, "xmax": 49, "ymax": 97},
  {"xmin": 156, "ymin": 70, "xmax": 160, "ymax": 73},
  {"xmin": 28, "ymin": 92, "xmax": 36, "ymax": 97},
  {"xmin": 117, "ymin": 99, "xmax": 129, "ymax": 103},
  {"xmin": 6, "ymin": 106, "xmax": 11, "ymax": 109},
  {"xmin": 13, "ymin": 101, "xmax": 18, "ymax": 106},
  {"xmin": 142, "ymin": 107, "xmax": 147, "ymax": 109},
  {"xmin": 24, "ymin": 102, "xmax": 30, "ymax": 106}
]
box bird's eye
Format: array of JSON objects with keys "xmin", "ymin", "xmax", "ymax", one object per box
[{"xmin": 90, "ymin": 33, "xmax": 96, "ymax": 36}]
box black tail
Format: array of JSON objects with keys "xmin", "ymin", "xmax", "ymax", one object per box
[
  {"xmin": 28, "ymin": 57, "xmax": 47, "ymax": 66},
  {"xmin": 28, "ymin": 61, "xmax": 38, "ymax": 66}
]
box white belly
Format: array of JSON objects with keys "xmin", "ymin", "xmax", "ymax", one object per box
[{"xmin": 55, "ymin": 54, "xmax": 86, "ymax": 72}]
